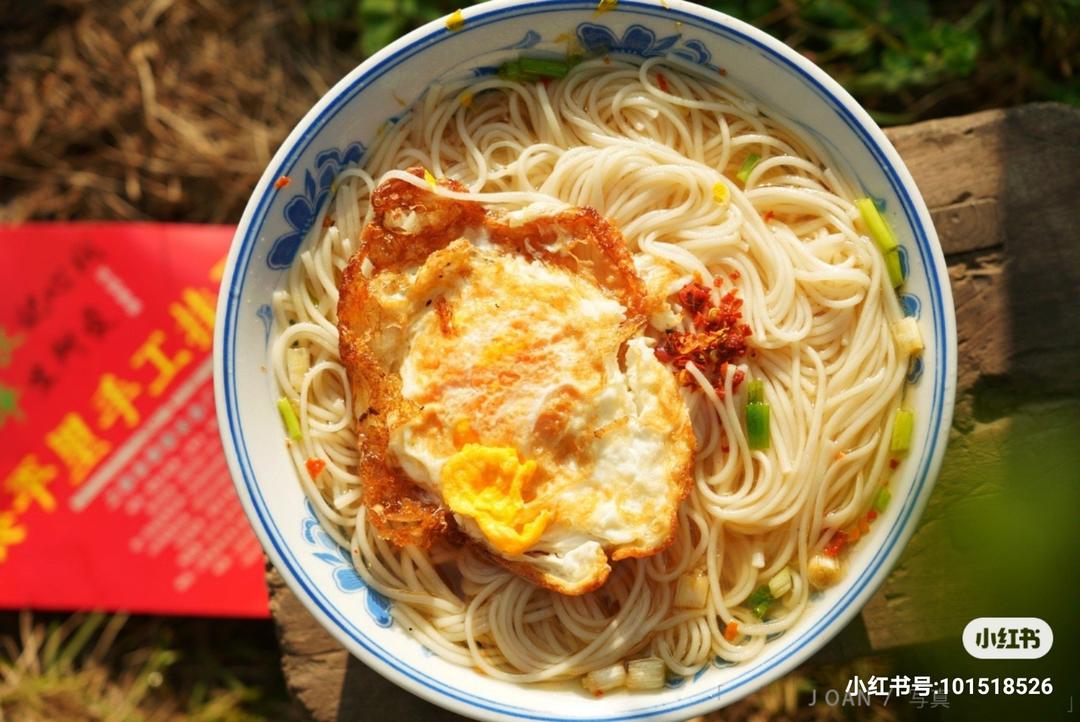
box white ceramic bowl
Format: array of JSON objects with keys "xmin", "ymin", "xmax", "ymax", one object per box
[{"xmin": 214, "ymin": 1, "xmax": 957, "ymax": 719}]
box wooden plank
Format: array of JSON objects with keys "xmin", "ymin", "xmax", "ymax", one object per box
[
  {"xmin": 269, "ymin": 103, "xmax": 1080, "ymax": 717},
  {"xmin": 861, "ymin": 103, "xmax": 1080, "ymax": 648},
  {"xmin": 268, "ymin": 565, "xmax": 468, "ymax": 721},
  {"xmin": 885, "ymin": 108, "xmax": 1008, "ymax": 255}
]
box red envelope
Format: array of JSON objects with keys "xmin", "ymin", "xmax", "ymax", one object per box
[{"xmin": 0, "ymin": 223, "xmax": 267, "ymax": 617}]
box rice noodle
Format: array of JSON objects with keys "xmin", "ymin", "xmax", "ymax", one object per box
[{"xmin": 269, "ymin": 57, "xmax": 906, "ymax": 683}]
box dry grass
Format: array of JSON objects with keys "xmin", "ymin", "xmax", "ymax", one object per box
[
  {"xmin": 0, "ymin": 612, "xmax": 299, "ymax": 722},
  {"xmin": 0, "ymin": 0, "xmax": 355, "ymax": 224}
]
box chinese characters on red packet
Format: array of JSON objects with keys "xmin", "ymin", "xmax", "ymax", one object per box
[{"xmin": 0, "ymin": 224, "xmax": 268, "ymax": 617}]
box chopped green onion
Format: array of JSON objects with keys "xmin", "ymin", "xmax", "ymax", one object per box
[
  {"xmin": 520, "ymin": 56, "xmax": 571, "ymax": 79},
  {"xmin": 768, "ymin": 568, "xmax": 792, "ymax": 599},
  {"xmin": 747, "ymin": 379, "xmax": 765, "ymax": 405},
  {"xmin": 674, "ymin": 570, "xmax": 709, "ymax": 609},
  {"xmin": 498, "ymin": 60, "xmax": 523, "ymax": 80},
  {"xmin": 500, "ymin": 54, "xmax": 581, "ymax": 83},
  {"xmin": 626, "ymin": 658, "xmax": 666, "ymax": 690},
  {"xmin": 890, "ymin": 408, "xmax": 914, "ymax": 452},
  {"xmin": 582, "ymin": 663, "xmax": 627, "ymax": 695},
  {"xmin": 855, "ymin": 198, "xmax": 899, "ymax": 253},
  {"xmin": 873, "ymin": 486, "xmax": 892, "ymax": 513},
  {"xmin": 736, "ymin": 153, "xmax": 760, "ymax": 184},
  {"xmin": 856, "ymin": 197, "xmax": 905, "ymax": 286},
  {"xmin": 286, "ymin": 346, "xmax": 310, "ymax": 392},
  {"xmin": 883, "ymin": 249, "xmax": 905, "ymax": 287},
  {"xmin": 891, "ymin": 317, "xmax": 923, "ymax": 356},
  {"xmin": 277, "ymin": 397, "xmax": 302, "ymax": 441},
  {"xmin": 746, "ymin": 399, "xmax": 770, "ymax": 450},
  {"xmin": 746, "ymin": 584, "xmax": 774, "ymax": 618},
  {"xmin": 807, "ymin": 553, "xmax": 843, "ymax": 589}
]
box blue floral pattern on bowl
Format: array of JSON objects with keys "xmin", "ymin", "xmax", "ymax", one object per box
[
  {"xmin": 300, "ymin": 499, "xmax": 393, "ymax": 627},
  {"xmin": 576, "ymin": 23, "xmax": 720, "ymax": 71},
  {"xmin": 577, "ymin": 23, "xmax": 680, "ymax": 58},
  {"xmin": 506, "ymin": 29, "xmax": 540, "ymax": 50},
  {"xmin": 475, "ymin": 21, "xmax": 724, "ymax": 79},
  {"xmin": 255, "ymin": 303, "xmax": 273, "ymax": 346},
  {"xmin": 900, "ymin": 293, "xmax": 921, "ymax": 319},
  {"xmin": 267, "ymin": 142, "xmax": 365, "ymax": 270}
]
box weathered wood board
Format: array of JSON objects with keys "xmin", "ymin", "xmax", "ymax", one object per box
[
  {"xmin": 860, "ymin": 103, "xmax": 1080, "ymax": 649},
  {"xmin": 267, "ymin": 103, "xmax": 1080, "ymax": 720}
]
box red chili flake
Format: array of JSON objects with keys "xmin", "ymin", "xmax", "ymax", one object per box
[
  {"xmin": 656, "ymin": 280, "xmax": 752, "ymax": 395},
  {"xmin": 888, "ymin": 458, "xmax": 900, "ymax": 469},
  {"xmin": 656, "ymin": 72, "xmax": 669, "ymax": 92},
  {"xmin": 322, "ymin": 215, "xmax": 334, "ymax": 229},
  {"xmin": 730, "ymin": 270, "xmax": 741, "ymax": 281},
  {"xmin": 718, "ymin": 67, "xmax": 728, "ymax": 76},
  {"xmin": 275, "ymin": 176, "xmax": 291, "ymax": 189},
  {"xmin": 867, "ymin": 509, "xmax": 878, "ymax": 522},
  {"xmin": 763, "ymin": 210, "xmax": 775, "ymax": 223},
  {"xmin": 823, "ymin": 530, "xmax": 847, "ymax": 557},
  {"xmin": 654, "ymin": 348, "xmax": 672, "ymax": 363},
  {"xmin": 305, "ymin": 458, "xmax": 326, "ymax": 480}
]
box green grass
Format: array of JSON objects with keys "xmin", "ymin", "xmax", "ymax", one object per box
[{"xmin": 306, "ymin": 0, "xmax": 1080, "ymax": 124}]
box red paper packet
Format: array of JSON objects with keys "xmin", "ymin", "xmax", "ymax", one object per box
[{"xmin": 0, "ymin": 223, "xmax": 268, "ymax": 617}]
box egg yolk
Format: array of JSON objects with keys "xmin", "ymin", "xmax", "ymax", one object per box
[{"xmin": 440, "ymin": 444, "xmax": 551, "ymax": 555}]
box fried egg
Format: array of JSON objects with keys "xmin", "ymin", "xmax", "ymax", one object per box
[{"xmin": 338, "ymin": 169, "xmax": 695, "ymax": 595}]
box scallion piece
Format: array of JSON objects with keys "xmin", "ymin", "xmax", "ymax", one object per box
[
  {"xmin": 746, "ymin": 584, "xmax": 774, "ymax": 618},
  {"xmin": 746, "ymin": 383, "xmax": 770, "ymax": 451},
  {"xmin": 747, "ymin": 378, "xmax": 765, "ymax": 405},
  {"xmin": 883, "ymin": 249, "xmax": 905, "ymax": 287},
  {"xmin": 286, "ymin": 346, "xmax": 310, "ymax": 392},
  {"xmin": 891, "ymin": 317, "xmax": 923, "ymax": 356},
  {"xmin": 890, "ymin": 408, "xmax": 914, "ymax": 452},
  {"xmin": 626, "ymin": 658, "xmax": 666, "ymax": 690},
  {"xmin": 498, "ymin": 60, "xmax": 523, "ymax": 80},
  {"xmin": 520, "ymin": 56, "xmax": 571, "ymax": 79},
  {"xmin": 768, "ymin": 568, "xmax": 792, "ymax": 599},
  {"xmin": 582, "ymin": 663, "xmax": 627, "ymax": 696},
  {"xmin": 873, "ymin": 486, "xmax": 892, "ymax": 513},
  {"xmin": 736, "ymin": 153, "xmax": 760, "ymax": 184},
  {"xmin": 855, "ymin": 197, "xmax": 899, "ymax": 253},
  {"xmin": 277, "ymin": 397, "xmax": 302, "ymax": 441},
  {"xmin": 856, "ymin": 197, "xmax": 904, "ymax": 286},
  {"xmin": 808, "ymin": 553, "xmax": 843, "ymax": 589},
  {"xmin": 674, "ymin": 570, "xmax": 709, "ymax": 609}
]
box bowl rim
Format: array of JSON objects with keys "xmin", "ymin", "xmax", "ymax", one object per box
[{"xmin": 213, "ymin": 1, "xmax": 958, "ymax": 720}]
